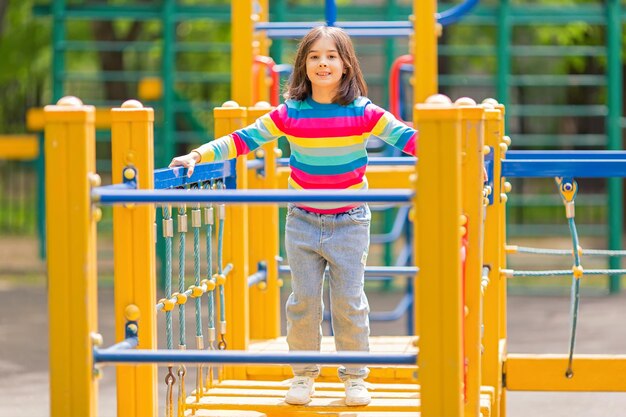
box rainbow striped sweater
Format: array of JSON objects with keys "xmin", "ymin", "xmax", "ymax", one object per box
[{"xmin": 195, "ymin": 96, "xmax": 417, "ymax": 213}]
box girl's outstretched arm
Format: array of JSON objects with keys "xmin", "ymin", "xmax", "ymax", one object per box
[
  {"xmin": 366, "ymin": 103, "xmax": 418, "ymax": 156},
  {"xmin": 169, "ymin": 148, "xmax": 215, "ymax": 178},
  {"xmin": 169, "ymin": 104, "xmax": 287, "ymax": 178}
]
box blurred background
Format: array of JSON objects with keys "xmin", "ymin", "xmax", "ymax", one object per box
[{"xmin": 0, "ymin": 1, "xmax": 625, "ymax": 416}]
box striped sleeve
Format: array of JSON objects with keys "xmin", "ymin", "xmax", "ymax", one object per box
[
  {"xmin": 193, "ymin": 105, "xmax": 286, "ymax": 162},
  {"xmin": 366, "ymin": 103, "xmax": 418, "ymax": 156}
]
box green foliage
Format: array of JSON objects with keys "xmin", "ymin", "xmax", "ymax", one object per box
[
  {"xmin": 0, "ymin": 1, "xmax": 48, "ymax": 85},
  {"xmin": 0, "ymin": 0, "xmax": 50, "ymax": 133}
]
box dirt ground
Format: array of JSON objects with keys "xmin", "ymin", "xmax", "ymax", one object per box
[{"xmin": 0, "ymin": 236, "xmax": 625, "ymax": 417}]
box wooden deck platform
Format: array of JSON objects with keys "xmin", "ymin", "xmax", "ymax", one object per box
[
  {"xmin": 185, "ymin": 380, "xmax": 493, "ymax": 417},
  {"xmin": 182, "ymin": 336, "xmax": 492, "ymax": 416}
]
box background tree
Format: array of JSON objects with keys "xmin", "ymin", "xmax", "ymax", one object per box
[{"xmin": 0, "ymin": 0, "xmax": 50, "ymax": 133}]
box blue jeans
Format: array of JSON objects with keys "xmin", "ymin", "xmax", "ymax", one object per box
[{"xmin": 285, "ymin": 203, "xmax": 371, "ymax": 381}]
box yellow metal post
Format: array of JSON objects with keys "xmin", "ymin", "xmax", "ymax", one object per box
[
  {"xmin": 111, "ymin": 100, "xmax": 158, "ymax": 417},
  {"xmin": 496, "ymin": 103, "xmax": 508, "ymax": 417},
  {"xmin": 44, "ymin": 96, "xmax": 98, "ymax": 417},
  {"xmin": 456, "ymin": 98, "xmax": 486, "ymax": 416},
  {"xmin": 247, "ymin": 105, "xmax": 281, "ymax": 340},
  {"xmin": 214, "ymin": 103, "xmax": 250, "ymax": 379},
  {"xmin": 411, "ymin": 0, "xmax": 438, "ymax": 337},
  {"xmin": 413, "ymin": 0, "xmax": 438, "ymax": 103},
  {"xmin": 253, "ymin": 0, "xmax": 271, "ymax": 104},
  {"xmin": 232, "ymin": 0, "xmax": 254, "ymax": 106},
  {"xmin": 415, "ymin": 95, "xmax": 464, "ymax": 417},
  {"xmin": 481, "ymin": 103, "xmax": 506, "ymax": 417}
]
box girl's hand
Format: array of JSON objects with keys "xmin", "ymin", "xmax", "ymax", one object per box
[{"xmin": 169, "ymin": 152, "xmax": 201, "ymax": 178}]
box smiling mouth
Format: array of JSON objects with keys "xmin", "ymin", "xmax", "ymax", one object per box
[{"xmin": 317, "ymin": 72, "xmax": 331, "ymax": 76}]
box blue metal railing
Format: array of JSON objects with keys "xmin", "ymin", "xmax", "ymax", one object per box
[
  {"xmin": 93, "ymin": 349, "xmax": 417, "ymax": 365},
  {"xmin": 255, "ymin": 0, "xmax": 480, "ymax": 38},
  {"xmin": 503, "ymin": 150, "xmax": 626, "ymax": 178},
  {"xmin": 92, "ymin": 188, "xmax": 415, "ymax": 205}
]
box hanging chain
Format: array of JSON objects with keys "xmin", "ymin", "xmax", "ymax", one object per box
[
  {"xmin": 177, "ymin": 364, "xmax": 187, "ymax": 417},
  {"xmin": 165, "ymin": 366, "xmax": 176, "ymax": 417}
]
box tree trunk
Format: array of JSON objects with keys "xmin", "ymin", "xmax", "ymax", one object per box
[
  {"xmin": 0, "ymin": 0, "xmax": 9, "ymax": 36},
  {"xmin": 91, "ymin": 19, "xmax": 144, "ymax": 102}
]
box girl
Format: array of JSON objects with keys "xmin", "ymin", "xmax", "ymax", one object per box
[{"xmin": 170, "ymin": 25, "xmax": 417, "ymax": 407}]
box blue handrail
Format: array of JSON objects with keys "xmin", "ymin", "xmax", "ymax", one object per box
[
  {"xmin": 92, "ymin": 188, "xmax": 414, "ymax": 205},
  {"xmin": 437, "ymin": 0, "xmax": 480, "ymax": 26},
  {"xmin": 93, "ymin": 349, "xmax": 417, "ymax": 365}
]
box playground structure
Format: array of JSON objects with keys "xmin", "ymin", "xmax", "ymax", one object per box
[
  {"xmin": 45, "ymin": 95, "xmax": 626, "ymax": 417},
  {"xmin": 46, "ymin": 90, "xmax": 494, "ymax": 416},
  {"xmin": 33, "ymin": 0, "xmax": 626, "ymax": 417}
]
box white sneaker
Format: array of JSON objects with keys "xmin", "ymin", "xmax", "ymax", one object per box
[
  {"xmin": 285, "ymin": 376, "xmax": 315, "ymax": 405},
  {"xmin": 344, "ymin": 378, "xmax": 371, "ymax": 406}
]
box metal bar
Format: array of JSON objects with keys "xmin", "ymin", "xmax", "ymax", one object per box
[
  {"xmin": 254, "ymin": 21, "xmax": 325, "ymax": 30},
  {"xmin": 37, "ymin": 133, "xmax": 46, "ymax": 259},
  {"xmin": 277, "ymin": 157, "xmax": 416, "ymax": 167},
  {"xmin": 325, "ymin": 0, "xmax": 336, "ymax": 26},
  {"xmin": 160, "ymin": 0, "xmax": 175, "ymax": 170},
  {"xmin": 174, "ymin": 73, "xmax": 231, "ymax": 83},
  {"xmin": 254, "ymin": 21, "xmax": 411, "ymax": 30},
  {"xmin": 509, "ymin": 75, "xmax": 606, "ymax": 87},
  {"xmin": 51, "ymin": 0, "xmax": 66, "ymax": 102},
  {"xmin": 506, "ymin": 150, "xmax": 626, "ymax": 160},
  {"xmin": 247, "ymin": 271, "xmax": 266, "ymax": 287},
  {"xmin": 439, "ymin": 74, "xmax": 495, "ymax": 87},
  {"xmin": 257, "ymin": 0, "xmax": 479, "ymax": 33},
  {"xmin": 33, "ymin": 4, "xmax": 230, "ymax": 21},
  {"xmin": 97, "ymin": 183, "xmax": 137, "ymax": 191},
  {"xmin": 439, "ymin": 45, "xmax": 494, "ymax": 56},
  {"xmin": 278, "ymin": 265, "xmax": 418, "ymax": 276},
  {"xmin": 510, "ymin": 134, "xmax": 606, "ymax": 147},
  {"xmin": 107, "ymin": 337, "xmax": 139, "ymax": 351},
  {"xmin": 175, "ymin": 43, "xmax": 231, "ymax": 53},
  {"xmin": 369, "ymin": 294, "xmax": 412, "ymax": 321},
  {"xmin": 508, "ymin": 105, "xmax": 608, "ymax": 117},
  {"xmin": 264, "ymin": 28, "xmax": 413, "ymax": 38},
  {"xmin": 35, "ymin": 4, "xmax": 626, "ymax": 25},
  {"xmin": 60, "ymin": 72, "xmax": 155, "ymax": 82},
  {"xmin": 383, "ymin": 0, "xmax": 399, "ymax": 108},
  {"xmin": 61, "ymin": 40, "xmax": 156, "ymax": 52},
  {"xmin": 510, "ymin": 45, "xmax": 606, "ymax": 57},
  {"xmin": 502, "ymin": 160, "xmax": 626, "ymax": 178},
  {"xmin": 496, "ymin": 0, "xmax": 513, "ymax": 117},
  {"xmin": 436, "ymin": 0, "xmax": 479, "ymax": 26},
  {"xmin": 61, "ymin": 41, "xmax": 230, "ymax": 54},
  {"xmin": 93, "ymin": 188, "xmax": 415, "ymax": 205},
  {"xmin": 607, "ymin": 0, "xmax": 623, "ymax": 294},
  {"xmin": 93, "ymin": 349, "xmax": 417, "ymax": 365},
  {"xmin": 246, "ymin": 159, "xmax": 264, "ymax": 170}
]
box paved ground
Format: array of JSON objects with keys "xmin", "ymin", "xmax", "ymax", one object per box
[{"xmin": 0, "ymin": 236, "xmax": 625, "ymax": 417}]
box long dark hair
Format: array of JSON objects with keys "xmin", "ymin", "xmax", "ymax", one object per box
[{"xmin": 283, "ymin": 26, "xmax": 367, "ymax": 105}]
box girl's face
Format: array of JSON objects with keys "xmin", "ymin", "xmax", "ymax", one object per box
[{"xmin": 305, "ymin": 36, "xmax": 345, "ymax": 101}]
